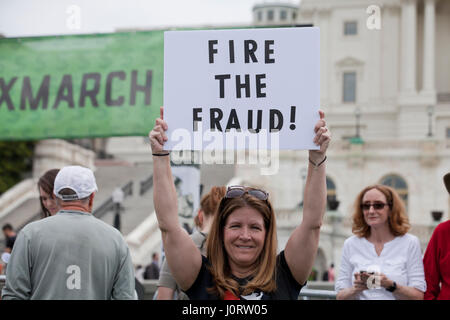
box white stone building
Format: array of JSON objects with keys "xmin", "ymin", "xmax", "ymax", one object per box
[
  {"xmin": 38, "ymin": 0, "xmax": 448, "ymax": 278},
  {"xmin": 239, "ymin": 0, "xmax": 450, "ymax": 278},
  {"xmin": 253, "ymin": 1, "xmax": 299, "ymax": 25}
]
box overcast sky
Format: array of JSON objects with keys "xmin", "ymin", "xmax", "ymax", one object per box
[{"xmin": 0, "ymin": 0, "xmax": 299, "ymax": 38}]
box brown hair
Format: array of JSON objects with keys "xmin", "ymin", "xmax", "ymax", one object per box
[
  {"xmin": 352, "ymin": 184, "xmax": 410, "ymax": 238},
  {"xmin": 37, "ymin": 169, "xmax": 59, "ymax": 218},
  {"xmin": 194, "ymin": 186, "xmax": 227, "ymax": 227},
  {"xmin": 206, "ymin": 191, "xmax": 278, "ymax": 299}
]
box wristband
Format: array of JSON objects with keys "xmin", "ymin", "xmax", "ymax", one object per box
[
  {"xmin": 386, "ymin": 281, "xmax": 397, "ymax": 292},
  {"xmin": 152, "ymin": 152, "xmax": 170, "ymax": 156},
  {"xmin": 309, "ymin": 156, "xmax": 327, "ymax": 167}
]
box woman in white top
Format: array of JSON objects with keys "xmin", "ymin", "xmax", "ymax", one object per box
[{"xmin": 335, "ymin": 184, "xmax": 426, "ymax": 300}]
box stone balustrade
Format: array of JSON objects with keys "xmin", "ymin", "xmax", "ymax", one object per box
[{"xmin": 32, "ymin": 139, "xmax": 96, "ymax": 179}]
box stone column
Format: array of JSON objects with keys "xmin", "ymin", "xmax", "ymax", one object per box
[
  {"xmin": 422, "ymin": 0, "xmax": 436, "ymax": 94},
  {"xmin": 400, "ymin": 0, "xmax": 417, "ymax": 94}
]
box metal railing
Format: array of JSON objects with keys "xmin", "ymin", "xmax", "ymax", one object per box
[
  {"xmin": 299, "ymin": 288, "xmax": 337, "ymax": 300},
  {"xmin": 93, "ymin": 181, "xmax": 133, "ymax": 219},
  {"xmin": 0, "ymin": 276, "xmax": 337, "ymax": 300},
  {"xmin": 137, "ymin": 281, "xmax": 336, "ymax": 300},
  {"xmin": 131, "ymin": 281, "xmax": 337, "ymax": 300},
  {"xmin": 0, "ymin": 275, "xmax": 5, "ymax": 294}
]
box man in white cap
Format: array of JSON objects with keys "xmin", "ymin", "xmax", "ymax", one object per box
[{"xmin": 1, "ymin": 166, "xmax": 135, "ymax": 300}]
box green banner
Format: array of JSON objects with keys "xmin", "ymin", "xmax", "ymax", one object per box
[{"xmin": 0, "ymin": 31, "xmax": 164, "ymax": 140}]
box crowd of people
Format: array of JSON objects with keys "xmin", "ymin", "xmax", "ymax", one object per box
[{"xmin": 0, "ymin": 107, "xmax": 449, "ymax": 300}]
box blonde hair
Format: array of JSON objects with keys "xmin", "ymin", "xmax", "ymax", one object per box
[{"xmin": 206, "ymin": 192, "xmax": 278, "ymax": 299}]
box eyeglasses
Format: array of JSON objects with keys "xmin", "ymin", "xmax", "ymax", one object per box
[
  {"xmin": 360, "ymin": 203, "xmax": 390, "ymax": 211},
  {"xmin": 224, "ymin": 186, "xmax": 269, "ymax": 201}
]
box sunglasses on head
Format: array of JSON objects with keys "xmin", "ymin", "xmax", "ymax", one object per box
[
  {"xmin": 224, "ymin": 186, "xmax": 269, "ymax": 201},
  {"xmin": 360, "ymin": 202, "xmax": 390, "ymax": 211}
]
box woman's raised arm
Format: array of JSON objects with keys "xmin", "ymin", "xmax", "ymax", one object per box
[
  {"xmin": 150, "ymin": 107, "xmax": 202, "ymax": 290},
  {"xmin": 284, "ymin": 110, "xmax": 330, "ymax": 285}
]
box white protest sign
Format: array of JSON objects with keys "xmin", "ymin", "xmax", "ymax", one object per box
[{"xmin": 164, "ymin": 27, "xmax": 320, "ymax": 150}]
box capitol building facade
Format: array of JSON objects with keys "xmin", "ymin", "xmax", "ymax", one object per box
[
  {"xmin": 239, "ymin": 0, "xmax": 450, "ymax": 277},
  {"xmin": 15, "ymin": 0, "xmax": 448, "ymax": 276}
]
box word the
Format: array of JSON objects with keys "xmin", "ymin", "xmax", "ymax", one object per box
[{"xmin": 214, "ymin": 73, "xmax": 267, "ymax": 99}]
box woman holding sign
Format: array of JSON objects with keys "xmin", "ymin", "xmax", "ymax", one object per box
[{"xmin": 149, "ymin": 107, "xmax": 330, "ymax": 300}]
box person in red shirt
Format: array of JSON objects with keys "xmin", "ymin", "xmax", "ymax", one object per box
[{"xmin": 423, "ymin": 172, "xmax": 450, "ymax": 300}]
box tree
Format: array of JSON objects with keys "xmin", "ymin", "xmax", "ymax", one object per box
[{"xmin": 0, "ymin": 141, "xmax": 35, "ymax": 195}]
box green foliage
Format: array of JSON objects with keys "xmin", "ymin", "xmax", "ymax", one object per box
[{"xmin": 0, "ymin": 141, "xmax": 35, "ymax": 195}]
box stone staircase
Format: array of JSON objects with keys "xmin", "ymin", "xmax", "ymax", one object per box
[
  {"xmin": 0, "ymin": 160, "xmax": 155, "ymax": 251},
  {"xmin": 97, "ymin": 164, "xmax": 155, "ymax": 237},
  {"xmin": 1, "ymin": 158, "xmax": 236, "ymax": 267}
]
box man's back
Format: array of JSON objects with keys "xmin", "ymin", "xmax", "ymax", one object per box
[
  {"xmin": 1, "ymin": 210, "xmax": 135, "ymax": 300},
  {"xmin": 5, "ymin": 234, "xmax": 16, "ymax": 251}
]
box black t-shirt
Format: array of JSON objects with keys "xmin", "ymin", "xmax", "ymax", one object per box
[
  {"xmin": 5, "ymin": 235, "xmax": 16, "ymax": 250},
  {"xmin": 185, "ymin": 250, "xmax": 304, "ymax": 300}
]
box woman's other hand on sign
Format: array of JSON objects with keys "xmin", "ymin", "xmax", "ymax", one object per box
[
  {"xmin": 149, "ymin": 106, "xmax": 169, "ymax": 155},
  {"xmin": 309, "ymin": 109, "xmax": 331, "ymax": 164}
]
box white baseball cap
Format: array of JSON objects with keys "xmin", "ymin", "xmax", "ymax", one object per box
[{"xmin": 54, "ymin": 166, "xmax": 98, "ymax": 201}]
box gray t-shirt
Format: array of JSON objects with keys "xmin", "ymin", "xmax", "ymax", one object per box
[
  {"xmin": 1, "ymin": 210, "xmax": 135, "ymax": 300},
  {"xmin": 158, "ymin": 230, "xmax": 206, "ymax": 300}
]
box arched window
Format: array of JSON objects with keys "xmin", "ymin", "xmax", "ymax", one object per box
[
  {"xmin": 326, "ymin": 176, "xmax": 338, "ymax": 210},
  {"xmin": 380, "ymin": 174, "xmax": 408, "ymax": 207},
  {"xmin": 326, "ymin": 176, "xmax": 336, "ymax": 199}
]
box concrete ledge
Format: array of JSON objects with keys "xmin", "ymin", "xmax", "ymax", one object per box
[
  {"xmin": 139, "ymin": 280, "xmax": 336, "ymax": 300},
  {"xmin": 1, "ymin": 278, "xmax": 335, "ymax": 300},
  {"xmin": 0, "ymin": 277, "xmax": 159, "ymax": 300},
  {"xmin": 0, "ymin": 275, "xmax": 5, "ymax": 296},
  {"xmin": 33, "ymin": 139, "xmax": 96, "ymax": 179},
  {"xmin": 140, "ymin": 279, "xmax": 158, "ymax": 300},
  {"xmin": 0, "ymin": 179, "xmax": 35, "ymax": 219}
]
